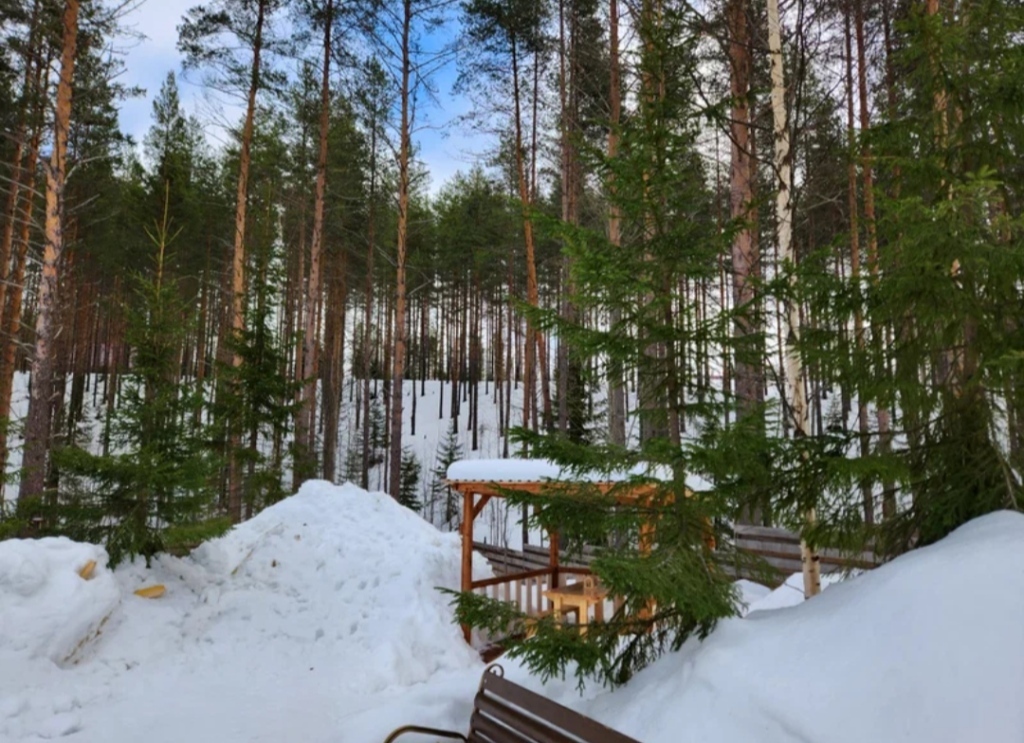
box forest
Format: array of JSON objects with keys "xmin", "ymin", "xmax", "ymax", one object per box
[{"xmin": 0, "ymin": 0, "xmax": 1022, "ymax": 672}]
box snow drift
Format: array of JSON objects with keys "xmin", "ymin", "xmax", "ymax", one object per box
[
  {"xmin": 0, "ymin": 537, "xmax": 120, "ymax": 664},
  {"xmin": 575, "ymin": 510, "xmax": 1024, "ymax": 743},
  {"xmin": 2, "ymin": 483, "xmax": 1022, "ymax": 743},
  {"xmin": 0, "ymin": 481, "xmax": 484, "ymax": 742}
]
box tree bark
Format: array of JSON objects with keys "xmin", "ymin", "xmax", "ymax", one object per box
[
  {"xmin": 297, "ymin": 0, "xmax": 333, "ymax": 484},
  {"xmin": 606, "ymin": 0, "xmax": 626, "ymax": 447},
  {"xmin": 767, "ymin": 0, "xmax": 819, "ymax": 597},
  {"xmin": 322, "ymin": 247, "xmax": 346, "ymax": 482},
  {"xmin": 728, "ymin": 8, "xmax": 761, "ymax": 400},
  {"xmin": 389, "ymin": 0, "xmax": 412, "ymax": 500},
  {"xmin": 0, "ymin": 53, "xmax": 44, "ymax": 483},
  {"xmin": 728, "ymin": 0, "xmax": 764, "ymax": 523},
  {"xmin": 0, "ymin": 0, "xmax": 42, "ymax": 333},
  {"xmin": 226, "ymin": 0, "xmax": 266, "ymax": 522},
  {"xmin": 20, "ymin": 0, "xmax": 79, "ymax": 502}
]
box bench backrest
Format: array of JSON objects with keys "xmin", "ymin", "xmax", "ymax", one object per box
[{"xmin": 468, "ymin": 666, "xmax": 640, "ymax": 743}]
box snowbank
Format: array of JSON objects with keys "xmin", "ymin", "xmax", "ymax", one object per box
[
  {"xmin": 0, "ymin": 537, "xmax": 120, "ymax": 664},
  {"xmin": 3, "ymin": 487, "xmax": 1022, "ymax": 743},
  {"xmin": 0, "ymin": 481, "xmax": 485, "ymax": 742},
  {"xmin": 580, "ymin": 511, "xmax": 1024, "ymax": 743}
]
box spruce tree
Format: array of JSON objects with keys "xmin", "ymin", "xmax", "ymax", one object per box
[
  {"xmin": 452, "ymin": 1, "xmax": 748, "ymax": 689},
  {"xmin": 53, "ymin": 189, "xmax": 225, "ymax": 566},
  {"xmin": 428, "ymin": 418, "xmax": 463, "ymax": 529},
  {"xmin": 398, "ymin": 447, "xmax": 422, "ymax": 512}
]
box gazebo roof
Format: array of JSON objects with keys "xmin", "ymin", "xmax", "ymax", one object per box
[
  {"xmin": 446, "ymin": 458, "xmax": 712, "ymax": 495},
  {"xmin": 443, "ymin": 458, "xmax": 715, "ymax": 502},
  {"xmin": 446, "ymin": 458, "xmax": 672, "ymax": 485}
]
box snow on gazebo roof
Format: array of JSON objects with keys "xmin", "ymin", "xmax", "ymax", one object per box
[
  {"xmin": 446, "ymin": 458, "xmax": 714, "ymax": 493},
  {"xmin": 446, "ymin": 458, "xmax": 672, "ymax": 485}
]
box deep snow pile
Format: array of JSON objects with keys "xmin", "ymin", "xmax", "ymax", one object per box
[
  {"xmin": 2, "ymin": 490, "xmax": 1023, "ymax": 743},
  {"xmin": 573, "ymin": 510, "xmax": 1024, "ymax": 743},
  {"xmin": 0, "ymin": 538, "xmax": 120, "ymax": 665},
  {"xmin": 0, "ymin": 481, "xmax": 486, "ymax": 742}
]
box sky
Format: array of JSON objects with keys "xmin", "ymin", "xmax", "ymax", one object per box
[{"xmin": 116, "ymin": 0, "xmax": 492, "ymax": 195}]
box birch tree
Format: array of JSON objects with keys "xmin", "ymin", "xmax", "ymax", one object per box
[{"xmin": 766, "ymin": 0, "xmax": 819, "ymax": 598}]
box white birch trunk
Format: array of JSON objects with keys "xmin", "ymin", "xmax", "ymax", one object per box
[{"xmin": 767, "ymin": 0, "xmax": 820, "ymax": 598}]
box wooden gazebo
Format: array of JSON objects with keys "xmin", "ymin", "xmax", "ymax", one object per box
[{"xmin": 447, "ymin": 459, "xmax": 670, "ymax": 641}]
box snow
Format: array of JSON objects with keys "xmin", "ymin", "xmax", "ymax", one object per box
[
  {"xmin": 444, "ymin": 458, "xmax": 719, "ymax": 493},
  {"xmin": 447, "ymin": 457, "xmax": 673, "ymax": 484},
  {"xmin": 577, "ymin": 511, "xmax": 1024, "ymax": 743},
  {"xmin": 3, "ymin": 481, "xmax": 1023, "ymax": 743},
  {"xmin": 0, "ymin": 538, "xmax": 120, "ymax": 664},
  {"xmin": 0, "ymin": 481, "xmax": 488, "ymax": 742}
]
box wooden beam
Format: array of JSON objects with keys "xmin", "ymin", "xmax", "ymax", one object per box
[
  {"xmin": 549, "ymin": 530, "xmax": 560, "ymax": 592},
  {"xmin": 472, "ymin": 493, "xmax": 492, "ymax": 520},
  {"xmin": 461, "ymin": 488, "xmax": 474, "ymax": 642},
  {"xmin": 471, "ymin": 567, "xmax": 553, "ymax": 590}
]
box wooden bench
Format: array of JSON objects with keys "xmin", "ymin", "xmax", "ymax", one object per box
[{"xmin": 383, "ymin": 664, "xmax": 640, "ymax": 743}]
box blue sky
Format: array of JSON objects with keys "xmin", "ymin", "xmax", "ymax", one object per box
[{"xmin": 117, "ymin": 0, "xmax": 491, "ymax": 194}]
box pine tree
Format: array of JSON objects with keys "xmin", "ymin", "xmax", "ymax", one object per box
[
  {"xmin": 20, "ymin": 0, "xmax": 81, "ymax": 503},
  {"xmin": 179, "ymin": 0, "xmax": 290, "ymax": 522},
  {"xmin": 214, "ymin": 115, "xmax": 300, "ymax": 516}
]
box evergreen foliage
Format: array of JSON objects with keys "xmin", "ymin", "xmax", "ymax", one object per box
[
  {"xmin": 213, "ymin": 187, "xmax": 300, "ymax": 516},
  {"xmin": 428, "ymin": 418, "xmax": 463, "ymax": 529},
  {"xmin": 0, "ymin": 0, "xmax": 1021, "ymax": 699},
  {"xmin": 50, "ymin": 193, "xmax": 225, "ymax": 566},
  {"xmin": 398, "ymin": 447, "xmax": 422, "ymax": 511},
  {"xmin": 452, "ymin": 2, "xmax": 749, "ymax": 690}
]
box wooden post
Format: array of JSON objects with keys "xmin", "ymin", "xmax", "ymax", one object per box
[
  {"xmin": 461, "ymin": 488, "xmax": 474, "ymax": 642},
  {"xmin": 639, "ymin": 518, "xmax": 655, "ymax": 624}
]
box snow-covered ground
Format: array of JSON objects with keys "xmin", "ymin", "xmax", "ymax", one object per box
[{"xmin": 3, "ymin": 480, "xmax": 1023, "ymax": 743}]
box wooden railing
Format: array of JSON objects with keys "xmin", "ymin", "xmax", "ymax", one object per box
[
  {"xmin": 475, "ymin": 530, "xmax": 880, "ymax": 595},
  {"xmin": 473, "ymin": 541, "xmax": 595, "ymax": 575},
  {"xmin": 470, "ymin": 543, "xmax": 597, "ymax": 617},
  {"xmin": 732, "ymin": 525, "xmax": 880, "ymax": 586}
]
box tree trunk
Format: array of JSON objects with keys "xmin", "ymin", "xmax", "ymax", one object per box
[
  {"xmin": 322, "ymin": 248, "xmax": 346, "ymax": 482},
  {"xmin": 0, "ymin": 64, "xmax": 44, "ymax": 483},
  {"xmin": 844, "ymin": 0, "xmax": 872, "ymax": 523},
  {"xmin": 510, "ymin": 36, "xmax": 542, "ymax": 445},
  {"xmin": 297, "ymin": 0, "xmax": 333, "ymax": 484},
  {"xmin": 20, "ymin": 0, "xmax": 79, "ymax": 503},
  {"xmin": 606, "ymin": 0, "xmax": 626, "ymax": 447},
  {"xmin": 389, "ymin": 0, "xmax": 412, "ymax": 500},
  {"xmin": 727, "ymin": 7, "xmax": 758, "ymax": 402},
  {"xmin": 767, "ymin": 0, "xmax": 819, "ymax": 598},
  {"xmin": 728, "ymin": 0, "xmax": 763, "ymax": 523},
  {"xmin": 0, "ymin": 0, "xmax": 42, "ymax": 333},
  {"xmin": 224, "ymin": 0, "xmax": 267, "ymax": 522}
]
